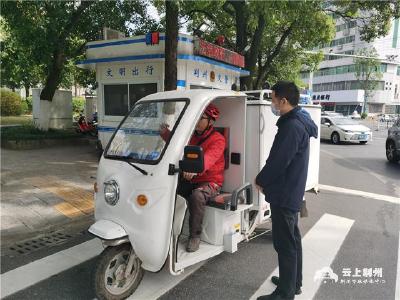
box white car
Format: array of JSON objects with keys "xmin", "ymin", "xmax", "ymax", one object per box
[{"xmin": 320, "ymin": 116, "xmax": 372, "ymax": 144}]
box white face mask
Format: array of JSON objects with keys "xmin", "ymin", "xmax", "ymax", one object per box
[{"xmin": 271, "ymin": 102, "xmax": 281, "ymax": 116}]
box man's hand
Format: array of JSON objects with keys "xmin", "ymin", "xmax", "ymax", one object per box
[
  {"xmin": 183, "ymin": 172, "xmax": 197, "ymax": 181},
  {"xmin": 159, "ymin": 123, "xmax": 170, "ymax": 133},
  {"xmin": 254, "ymin": 180, "xmax": 264, "ymax": 195}
]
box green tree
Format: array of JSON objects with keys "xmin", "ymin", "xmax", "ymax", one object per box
[
  {"xmin": 178, "ymin": 0, "xmax": 399, "ymax": 90},
  {"xmin": 1, "ymin": 1, "xmax": 155, "ymax": 102},
  {"xmin": 0, "ymin": 18, "xmax": 43, "ymax": 97},
  {"xmin": 179, "ymin": 1, "xmax": 334, "ymax": 89},
  {"xmin": 354, "ymin": 48, "xmax": 383, "ymax": 114}
]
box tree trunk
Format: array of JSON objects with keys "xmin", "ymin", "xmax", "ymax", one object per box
[
  {"xmin": 40, "ymin": 1, "xmax": 92, "ymax": 102},
  {"xmin": 223, "ymin": 1, "xmax": 250, "ymax": 90},
  {"xmin": 164, "ymin": 0, "xmax": 179, "ymax": 91},
  {"xmin": 224, "ymin": 0, "xmax": 247, "ymax": 54},
  {"xmin": 242, "ymin": 14, "xmax": 266, "ymax": 90},
  {"xmin": 40, "ymin": 49, "xmax": 66, "ymax": 101},
  {"xmin": 255, "ymin": 24, "xmax": 294, "ymax": 88},
  {"xmin": 24, "ymin": 84, "xmax": 30, "ymax": 98}
]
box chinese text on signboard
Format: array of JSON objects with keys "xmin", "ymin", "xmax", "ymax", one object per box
[{"xmin": 194, "ymin": 38, "xmax": 245, "ymax": 68}]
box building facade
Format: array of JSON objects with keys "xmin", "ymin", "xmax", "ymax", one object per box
[{"xmin": 301, "ymin": 17, "xmax": 400, "ymax": 115}]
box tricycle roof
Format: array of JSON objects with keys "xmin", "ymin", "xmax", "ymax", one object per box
[{"xmin": 138, "ymin": 89, "xmax": 247, "ymax": 104}]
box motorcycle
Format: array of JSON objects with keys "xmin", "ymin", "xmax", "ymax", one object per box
[{"xmin": 75, "ymin": 113, "xmax": 97, "ymax": 137}]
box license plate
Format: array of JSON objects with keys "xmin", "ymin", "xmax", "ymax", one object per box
[{"xmin": 358, "ymin": 134, "xmax": 367, "ymax": 140}]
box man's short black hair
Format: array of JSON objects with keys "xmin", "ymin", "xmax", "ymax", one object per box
[{"xmin": 271, "ymin": 81, "xmax": 300, "ymax": 107}]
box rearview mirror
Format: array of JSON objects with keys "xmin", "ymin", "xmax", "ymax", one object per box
[
  {"xmin": 324, "ymin": 122, "xmax": 331, "ymax": 127},
  {"xmin": 179, "ymin": 146, "xmax": 204, "ymax": 173}
]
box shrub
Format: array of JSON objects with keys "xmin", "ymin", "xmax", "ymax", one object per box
[
  {"xmin": 1, "ymin": 89, "xmax": 23, "ymax": 116},
  {"xmin": 24, "ymin": 96, "xmax": 33, "ymax": 114},
  {"xmin": 20, "ymin": 100, "xmax": 29, "ymax": 114},
  {"xmin": 72, "ymin": 97, "xmax": 85, "ymax": 114},
  {"xmin": 1, "ymin": 124, "xmax": 80, "ymax": 140},
  {"xmin": 361, "ymin": 112, "xmax": 368, "ymax": 119}
]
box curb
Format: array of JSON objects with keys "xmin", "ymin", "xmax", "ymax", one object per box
[
  {"xmin": 1, "ymin": 137, "xmax": 98, "ymax": 150},
  {"xmin": 1, "ymin": 214, "xmax": 94, "ymax": 250}
]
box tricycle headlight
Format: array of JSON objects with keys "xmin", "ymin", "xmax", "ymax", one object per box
[{"xmin": 104, "ymin": 180, "xmax": 119, "ymax": 206}]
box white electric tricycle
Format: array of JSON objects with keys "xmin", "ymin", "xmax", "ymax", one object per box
[{"xmin": 89, "ymin": 89, "xmax": 321, "ymax": 299}]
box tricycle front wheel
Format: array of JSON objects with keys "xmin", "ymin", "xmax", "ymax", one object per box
[{"xmin": 94, "ymin": 243, "xmax": 144, "ymax": 300}]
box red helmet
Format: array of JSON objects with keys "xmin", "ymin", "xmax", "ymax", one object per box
[{"xmin": 204, "ymin": 103, "xmax": 220, "ymax": 120}]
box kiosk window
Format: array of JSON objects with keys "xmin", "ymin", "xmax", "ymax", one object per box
[
  {"xmin": 104, "ymin": 85, "xmax": 128, "ymax": 116},
  {"xmin": 104, "ymin": 83, "xmax": 158, "ymax": 116},
  {"xmin": 129, "ymin": 83, "xmax": 158, "ymax": 110}
]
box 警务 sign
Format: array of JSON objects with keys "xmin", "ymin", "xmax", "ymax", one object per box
[{"xmin": 194, "ymin": 38, "xmax": 245, "ymax": 68}]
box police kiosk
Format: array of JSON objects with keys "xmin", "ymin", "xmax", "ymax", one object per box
[{"xmin": 77, "ymin": 32, "xmax": 249, "ymax": 148}]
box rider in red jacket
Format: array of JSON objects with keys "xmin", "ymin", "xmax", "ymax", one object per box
[{"xmin": 160, "ymin": 103, "xmax": 225, "ymax": 252}]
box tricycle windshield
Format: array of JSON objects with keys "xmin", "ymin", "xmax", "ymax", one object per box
[{"xmin": 105, "ymin": 99, "xmax": 188, "ymax": 164}]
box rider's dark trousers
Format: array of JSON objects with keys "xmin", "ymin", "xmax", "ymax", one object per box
[
  {"xmin": 177, "ymin": 180, "xmax": 220, "ymax": 238},
  {"xmin": 270, "ymin": 204, "xmax": 303, "ymax": 299}
]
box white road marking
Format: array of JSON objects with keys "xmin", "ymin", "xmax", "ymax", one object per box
[
  {"xmin": 319, "ymin": 184, "xmax": 400, "ymax": 205},
  {"xmin": 128, "ymin": 262, "xmax": 205, "ymax": 300},
  {"xmin": 1, "ymin": 239, "xmax": 103, "ymax": 298},
  {"xmin": 395, "ymin": 232, "xmax": 400, "ymax": 300},
  {"xmin": 320, "ymin": 148, "xmax": 396, "ymax": 194},
  {"xmin": 250, "ymin": 214, "xmax": 354, "ymax": 300},
  {"xmin": 0, "ymin": 238, "xmax": 205, "ymax": 299}
]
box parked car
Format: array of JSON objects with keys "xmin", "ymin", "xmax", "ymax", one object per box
[
  {"xmin": 320, "ymin": 116, "xmax": 372, "ymax": 144},
  {"xmin": 351, "ymin": 111, "xmax": 361, "ymax": 119},
  {"xmin": 386, "ymin": 118, "xmax": 400, "ymax": 163},
  {"xmin": 321, "ymin": 111, "xmax": 344, "ymax": 117}
]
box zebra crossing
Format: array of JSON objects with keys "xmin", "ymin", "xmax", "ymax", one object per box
[{"xmin": 1, "ymin": 189, "xmax": 400, "ymax": 300}]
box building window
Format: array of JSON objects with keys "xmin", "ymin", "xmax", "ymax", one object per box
[
  {"xmin": 128, "ymin": 83, "xmax": 158, "ymax": 110},
  {"xmin": 333, "ymin": 81, "xmax": 345, "ymax": 90},
  {"xmin": 300, "ymin": 72, "xmax": 309, "ymax": 79},
  {"xmin": 313, "ymin": 63, "xmax": 387, "ymax": 79},
  {"xmin": 104, "ymin": 83, "xmax": 158, "ymax": 116},
  {"xmin": 104, "ymin": 84, "xmax": 129, "ymax": 116},
  {"xmin": 312, "ymin": 80, "xmax": 385, "ymax": 92},
  {"xmin": 320, "ymin": 35, "xmax": 355, "ymax": 48},
  {"xmin": 335, "ymin": 20, "xmax": 357, "ymax": 32}
]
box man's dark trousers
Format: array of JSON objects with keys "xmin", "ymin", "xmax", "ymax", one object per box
[{"xmin": 271, "ymin": 204, "xmax": 302, "ymax": 298}]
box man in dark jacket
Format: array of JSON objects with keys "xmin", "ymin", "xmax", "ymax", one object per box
[{"xmin": 255, "ymin": 81, "xmax": 318, "ymax": 300}]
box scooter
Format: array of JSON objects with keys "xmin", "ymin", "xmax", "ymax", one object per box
[
  {"xmin": 89, "ymin": 90, "xmax": 321, "ymax": 299},
  {"xmin": 76, "ymin": 113, "xmax": 97, "ymax": 137}
]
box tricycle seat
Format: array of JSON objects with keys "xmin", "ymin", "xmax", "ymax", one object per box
[
  {"xmin": 207, "ymin": 193, "xmax": 232, "ymax": 210},
  {"xmin": 207, "ymin": 183, "xmax": 253, "ymax": 211}
]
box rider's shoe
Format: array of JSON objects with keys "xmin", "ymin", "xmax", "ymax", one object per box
[{"xmin": 186, "ymin": 237, "xmax": 200, "ymax": 252}]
